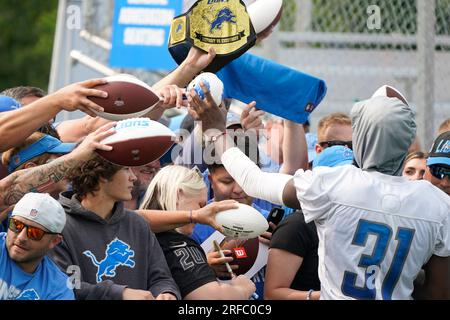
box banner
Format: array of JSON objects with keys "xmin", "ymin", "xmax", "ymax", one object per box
[{"xmin": 110, "ymin": 0, "xmax": 182, "ymax": 70}]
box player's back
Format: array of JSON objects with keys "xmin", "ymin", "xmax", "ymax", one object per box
[{"xmin": 297, "ymin": 165, "xmax": 450, "ymax": 300}]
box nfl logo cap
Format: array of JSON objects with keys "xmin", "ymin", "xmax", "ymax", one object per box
[
  {"xmin": 11, "ymin": 193, "xmax": 66, "ymax": 233},
  {"xmin": 427, "ymin": 131, "xmax": 450, "ymax": 167},
  {"xmin": 8, "ymin": 135, "xmax": 76, "ymax": 173}
]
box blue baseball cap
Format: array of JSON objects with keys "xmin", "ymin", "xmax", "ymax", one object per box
[
  {"xmin": 0, "ymin": 95, "xmax": 21, "ymax": 112},
  {"xmin": 427, "ymin": 131, "xmax": 450, "ymax": 167},
  {"xmin": 8, "ymin": 135, "xmax": 76, "ymax": 173},
  {"xmin": 313, "ymin": 145, "xmax": 353, "ymax": 168}
]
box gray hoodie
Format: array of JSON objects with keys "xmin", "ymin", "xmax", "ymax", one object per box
[
  {"xmin": 351, "ymin": 96, "xmax": 416, "ymax": 176},
  {"xmin": 49, "ymin": 191, "xmax": 180, "ymax": 300}
]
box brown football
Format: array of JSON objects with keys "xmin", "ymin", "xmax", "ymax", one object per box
[
  {"xmin": 247, "ymin": 0, "xmax": 283, "ymax": 40},
  {"xmin": 88, "ymin": 74, "xmax": 160, "ymax": 121},
  {"xmin": 221, "ymin": 237, "xmax": 260, "ymax": 276},
  {"xmin": 96, "ymin": 118, "xmax": 175, "ymax": 167}
]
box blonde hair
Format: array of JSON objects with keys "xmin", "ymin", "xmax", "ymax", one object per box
[
  {"xmin": 317, "ymin": 113, "xmax": 351, "ymax": 142},
  {"xmin": 139, "ymin": 165, "xmax": 206, "ymax": 211},
  {"xmin": 438, "ymin": 118, "xmax": 450, "ymax": 135}
]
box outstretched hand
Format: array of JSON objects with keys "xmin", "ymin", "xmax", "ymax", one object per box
[
  {"xmin": 70, "ymin": 121, "xmax": 116, "ymax": 161},
  {"xmin": 52, "ymin": 78, "xmax": 109, "ymax": 117},
  {"xmin": 187, "ymin": 81, "xmax": 227, "ymax": 133},
  {"xmin": 182, "ymin": 47, "xmax": 216, "ymax": 74},
  {"xmin": 193, "ymin": 200, "xmax": 238, "ymax": 232}
]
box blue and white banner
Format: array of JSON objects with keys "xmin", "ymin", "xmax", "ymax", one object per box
[{"xmin": 110, "ymin": 0, "xmax": 182, "ymax": 70}]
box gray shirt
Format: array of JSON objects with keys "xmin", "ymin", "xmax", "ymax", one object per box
[{"xmin": 49, "ymin": 191, "xmax": 180, "ymax": 300}]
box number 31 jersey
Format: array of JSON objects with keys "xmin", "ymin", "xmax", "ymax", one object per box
[{"xmin": 293, "ymin": 165, "xmax": 450, "ymax": 300}]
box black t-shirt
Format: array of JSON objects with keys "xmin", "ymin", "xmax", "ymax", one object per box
[
  {"xmin": 156, "ymin": 230, "xmax": 217, "ymax": 298},
  {"xmin": 270, "ymin": 211, "xmax": 320, "ymax": 291}
]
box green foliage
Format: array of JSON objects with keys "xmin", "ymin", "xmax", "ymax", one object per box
[{"xmin": 0, "ymin": 0, "xmax": 58, "ymax": 92}]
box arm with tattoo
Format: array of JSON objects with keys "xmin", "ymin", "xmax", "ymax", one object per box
[
  {"xmin": 0, "ymin": 122, "xmax": 117, "ymax": 211},
  {"xmin": 0, "ymin": 155, "xmax": 79, "ymax": 209}
]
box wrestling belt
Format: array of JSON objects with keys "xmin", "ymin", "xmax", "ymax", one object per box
[{"xmin": 168, "ymin": 0, "xmax": 257, "ymax": 73}]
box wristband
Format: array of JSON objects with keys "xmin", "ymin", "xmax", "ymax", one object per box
[{"xmin": 306, "ymin": 289, "xmax": 314, "ymax": 300}]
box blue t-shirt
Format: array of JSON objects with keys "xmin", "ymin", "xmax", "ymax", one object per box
[
  {"xmin": 0, "ymin": 233, "xmax": 74, "ymax": 300},
  {"xmin": 191, "ymin": 201, "xmax": 269, "ymax": 300}
]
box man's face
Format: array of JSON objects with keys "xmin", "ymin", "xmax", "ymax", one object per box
[
  {"xmin": 20, "ymin": 95, "xmax": 41, "ymax": 106},
  {"xmin": 424, "ymin": 166, "xmax": 450, "ymax": 196},
  {"xmin": 316, "ymin": 123, "xmax": 353, "ymax": 154},
  {"xmin": 102, "ymin": 167, "xmax": 137, "ymax": 202},
  {"xmin": 209, "ymin": 167, "xmax": 253, "ymax": 206},
  {"xmin": 6, "ymin": 216, "xmax": 58, "ymax": 265},
  {"xmin": 130, "ymin": 161, "xmax": 161, "ymax": 195}
]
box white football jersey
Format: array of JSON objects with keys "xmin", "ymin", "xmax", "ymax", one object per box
[{"xmin": 294, "ymin": 165, "xmax": 450, "ymax": 300}]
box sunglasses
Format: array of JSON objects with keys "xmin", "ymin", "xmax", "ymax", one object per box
[
  {"xmin": 318, "ymin": 140, "xmax": 353, "ymax": 150},
  {"xmin": 429, "ymin": 165, "xmax": 450, "ymax": 180},
  {"xmin": 8, "ymin": 218, "xmax": 57, "ymax": 241}
]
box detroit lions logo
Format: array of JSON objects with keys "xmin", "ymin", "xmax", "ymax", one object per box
[
  {"xmin": 83, "ymin": 238, "xmax": 135, "ymax": 283},
  {"xmin": 16, "ymin": 289, "xmax": 40, "ymax": 300},
  {"xmin": 205, "ymin": 8, "xmax": 236, "ymax": 33}
]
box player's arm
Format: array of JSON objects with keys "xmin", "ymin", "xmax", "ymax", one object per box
[
  {"xmin": 414, "ymin": 255, "xmax": 450, "ymax": 299},
  {"xmin": 188, "ymin": 83, "xmax": 301, "ymax": 209},
  {"xmin": 0, "ymin": 79, "xmax": 108, "ymax": 151},
  {"xmin": 0, "ymin": 122, "xmax": 115, "ymax": 211},
  {"xmin": 264, "ymin": 248, "xmax": 319, "ymax": 300}
]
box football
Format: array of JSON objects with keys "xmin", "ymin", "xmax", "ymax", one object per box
[
  {"xmin": 220, "ymin": 237, "xmax": 260, "ymax": 276},
  {"xmin": 187, "ymin": 72, "xmax": 224, "ymax": 107},
  {"xmin": 88, "ymin": 74, "xmax": 161, "ymax": 121},
  {"xmin": 215, "ymin": 203, "xmax": 269, "ymax": 239},
  {"xmin": 96, "ymin": 117, "xmax": 175, "ymax": 166},
  {"xmin": 371, "ymin": 85, "xmax": 409, "ymax": 106},
  {"xmin": 247, "ymin": 0, "xmax": 283, "ymax": 39}
]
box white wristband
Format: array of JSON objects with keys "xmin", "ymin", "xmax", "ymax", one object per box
[{"xmin": 221, "ymin": 147, "xmax": 292, "ymax": 206}]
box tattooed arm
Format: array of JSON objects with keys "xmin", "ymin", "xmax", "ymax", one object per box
[{"xmin": 0, "ymin": 122, "xmax": 116, "ymax": 211}]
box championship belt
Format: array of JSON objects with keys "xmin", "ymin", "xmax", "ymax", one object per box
[{"xmin": 168, "ymin": 0, "xmax": 257, "ymax": 73}]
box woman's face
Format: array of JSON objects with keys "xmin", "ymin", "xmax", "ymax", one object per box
[
  {"xmin": 402, "ymin": 157, "xmax": 427, "ymax": 181},
  {"xmin": 176, "ymin": 188, "xmax": 207, "ymax": 236}
]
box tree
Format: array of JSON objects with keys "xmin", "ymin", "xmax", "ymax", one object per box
[{"xmin": 0, "ymin": 0, "xmax": 58, "ymax": 92}]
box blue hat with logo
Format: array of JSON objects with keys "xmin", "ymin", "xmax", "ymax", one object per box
[
  {"xmin": 8, "ymin": 135, "xmax": 76, "ymax": 173},
  {"xmin": 0, "ymin": 95, "xmax": 21, "ymax": 112},
  {"xmin": 313, "ymin": 145, "xmax": 353, "ymax": 168},
  {"xmin": 427, "ymin": 131, "xmax": 450, "ymax": 167}
]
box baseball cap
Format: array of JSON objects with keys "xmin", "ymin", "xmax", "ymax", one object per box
[
  {"xmin": 313, "ymin": 145, "xmax": 353, "ymax": 168},
  {"xmin": 427, "ymin": 131, "xmax": 450, "ymax": 167},
  {"xmin": 8, "ymin": 135, "xmax": 76, "ymax": 173},
  {"xmin": 226, "ymin": 112, "xmax": 242, "ymax": 128},
  {"xmin": 11, "ymin": 193, "xmax": 66, "ymax": 233},
  {"xmin": 0, "ymin": 95, "xmax": 21, "ymax": 112}
]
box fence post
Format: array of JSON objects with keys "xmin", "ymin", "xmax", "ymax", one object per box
[{"xmin": 416, "ymin": 0, "xmax": 436, "ymax": 149}]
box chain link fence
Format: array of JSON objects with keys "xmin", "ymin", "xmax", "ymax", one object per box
[{"xmin": 259, "ymin": 0, "xmax": 450, "ymax": 147}]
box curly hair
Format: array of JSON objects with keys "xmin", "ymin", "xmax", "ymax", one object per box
[{"xmin": 70, "ymin": 154, "xmax": 123, "ymax": 199}]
